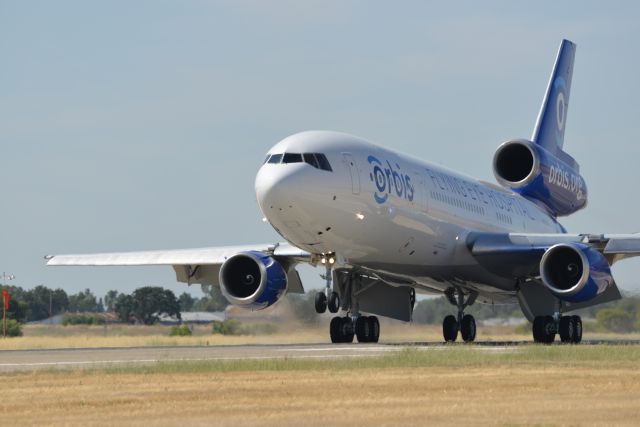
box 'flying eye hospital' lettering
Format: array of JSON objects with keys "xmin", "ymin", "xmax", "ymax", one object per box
[{"xmin": 368, "ymin": 155, "xmax": 414, "ymax": 204}]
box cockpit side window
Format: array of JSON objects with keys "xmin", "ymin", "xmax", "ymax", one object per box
[
  {"xmin": 283, "ymin": 153, "xmax": 303, "ymax": 163},
  {"xmin": 303, "ymin": 153, "xmax": 319, "ymax": 169},
  {"xmin": 268, "ymin": 153, "xmax": 283, "ymax": 164},
  {"xmin": 264, "ymin": 155, "xmax": 271, "ymax": 164},
  {"xmin": 315, "ymin": 153, "xmax": 333, "ymax": 172}
]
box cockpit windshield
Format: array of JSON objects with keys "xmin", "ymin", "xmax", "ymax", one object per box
[{"xmin": 264, "ymin": 152, "xmax": 332, "ymax": 171}]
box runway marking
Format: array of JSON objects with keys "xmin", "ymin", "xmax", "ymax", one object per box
[{"xmin": 0, "ymin": 353, "xmax": 389, "ymax": 369}]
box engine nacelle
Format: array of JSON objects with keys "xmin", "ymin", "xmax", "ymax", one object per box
[
  {"xmin": 218, "ymin": 251, "xmax": 287, "ymax": 310},
  {"xmin": 540, "ymin": 243, "xmax": 613, "ymax": 303},
  {"xmin": 493, "ymin": 139, "xmax": 587, "ymax": 216}
]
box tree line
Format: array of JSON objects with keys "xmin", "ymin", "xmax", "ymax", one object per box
[{"xmin": 2, "ymin": 283, "xmax": 230, "ymax": 324}]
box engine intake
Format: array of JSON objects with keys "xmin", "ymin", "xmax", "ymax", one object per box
[
  {"xmin": 539, "ymin": 243, "xmax": 613, "ymax": 303},
  {"xmin": 219, "ymin": 251, "xmax": 287, "ymax": 310},
  {"xmin": 493, "ymin": 139, "xmax": 588, "ymax": 216}
]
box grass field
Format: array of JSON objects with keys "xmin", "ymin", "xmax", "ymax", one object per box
[
  {"xmin": 3, "ymin": 321, "xmax": 640, "ymax": 350},
  {"xmin": 2, "ymin": 346, "xmax": 640, "ymax": 426}
]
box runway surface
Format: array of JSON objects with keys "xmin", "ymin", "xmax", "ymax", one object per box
[{"xmin": 2, "ymin": 339, "xmax": 639, "ymax": 373}]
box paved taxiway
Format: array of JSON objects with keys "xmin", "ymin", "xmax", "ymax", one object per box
[{"xmin": 2, "ymin": 340, "xmax": 639, "ymax": 372}]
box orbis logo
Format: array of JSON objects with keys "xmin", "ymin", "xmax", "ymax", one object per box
[{"xmin": 368, "ymin": 155, "xmax": 414, "ymax": 204}]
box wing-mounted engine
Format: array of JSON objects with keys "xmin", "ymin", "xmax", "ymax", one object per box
[
  {"xmin": 539, "ymin": 243, "xmax": 614, "ymax": 303},
  {"xmin": 218, "ymin": 251, "xmax": 287, "ymax": 310},
  {"xmin": 493, "ymin": 139, "xmax": 587, "ymax": 216}
]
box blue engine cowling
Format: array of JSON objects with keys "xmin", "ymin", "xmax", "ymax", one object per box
[
  {"xmin": 540, "ymin": 243, "xmax": 613, "ymax": 303},
  {"xmin": 493, "ymin": 139, "xmax": 587, "ymax": 216},
  {"xmin": 218, "ymin": 251, "xmax": 287, "ymax": 310}
]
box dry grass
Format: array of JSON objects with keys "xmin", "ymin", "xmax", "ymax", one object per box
[
  {"xmin": 2, "ymin": 322, "xmax": 639, "ymax": 351},
  {"xmin": 2, "ymin": 346, "xmax": 640, "ymax": 426}
]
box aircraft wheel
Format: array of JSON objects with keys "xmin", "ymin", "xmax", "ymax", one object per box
[
  {"xmin": 559, "ymin": 316, "xmax": 575, "ymax": 343},
  {"xmin": 355, "ymin": 316, "xmax": 370, "ymax": 343},
  {"xmin": 368, "ymin": 316, "xmax": 380, "ymax": 343},
  {"xmin": 330, "ymin": 316, "xmax": 342, "ymax": 343},
  {"xmin": 460, "ymin": 314, "xmax": 476, "ymax": 343},
  {"xmin": 443, "ymin": 315, "xmax": 458, "ymax": 342},
  {"xmin": 341, "ymin": 316, "xmax": 354, "ymax": 343},
  {"xmin": 315, "ymin": 292, "xmax": 327, "ymax": 314},
  {"xmin": 328, "ymin": 291, "xmax": 340, "ymax": 313},
  {"xmin": 533, "ymin": 316, "xmax": 545, "ymax": 343},
  {"xmin": 543, "ymin": 315, "xmax": 556, "ymax": 344},
  {"xmin": 571, "ymin": 315, "xmax": 583, "ymax": 343}
]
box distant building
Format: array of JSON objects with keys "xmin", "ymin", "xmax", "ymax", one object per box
[{"xmin": 158, "ymin": 311, "xmax": 226, "ymax": 325}]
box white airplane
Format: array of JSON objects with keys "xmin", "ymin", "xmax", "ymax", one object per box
[{"xmin": 47, "ymin": 39, "xmax": 640, "ymax": 344}]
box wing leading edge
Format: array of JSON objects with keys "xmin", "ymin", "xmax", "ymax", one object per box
[{"xmin": 46, "ymin": 242, "xmax": 311, "ymax": 293}]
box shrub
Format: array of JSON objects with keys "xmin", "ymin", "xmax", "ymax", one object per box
[
  {"xmin": 62, "ymin": 313, "xmax": 106, "ymax": 326},
  {"xmin": 596, "ymin": 308, "xmax": 635, "ymax": 333},
  {"xmin": 169, "ymin": 325, "xmax": 192, "ymax": 336},
  {"xmin": 2, "ymin": 319, "xmax": 23, "ymax": 337}
]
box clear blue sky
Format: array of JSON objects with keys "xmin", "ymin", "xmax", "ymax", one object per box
[{"xmin": 2, "ymin": 1, "xmax": 640, "ymax": 298}]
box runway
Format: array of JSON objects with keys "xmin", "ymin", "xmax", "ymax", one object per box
[{"xmin": 2, "ymin": 340, "xmax": 639, "ymax": 372}]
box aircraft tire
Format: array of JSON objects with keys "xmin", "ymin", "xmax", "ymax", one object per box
[
  {"xmin": 355, "ymin": 316, "xmax": 370, "ymax": 343},
  {"xmin": 368, "ymin": 316, "xmax": 380, "ymax": 343},
  {"xmin": 328, "ymin": 292, "xmax": 340, "ymax": 313},
  {"xmin": 315, "ymin": 292, "xmax": 327, "ymax": 314},
  {"xmin": 571, "ymin": 315, "xmax": 583, "ymax": 343},
  {"xmin": 559, "ymin": 316, "xmax": 575, "ymax": 343},
  {"xmin": 543, "ymin": 315, "xmax": 556, "ymax": 344},
  {"xmin": 443, "ymin": 315, "xmax": 458, "ymax": 342},
  {"xmin": 341, "ymin": 316, "xmax": 354, "ymax": 343},
  {"xmin": 460, "ymin": 314, "xmax": 476, "ymax": 342},
  {"xmin": 330, "ymin": 316, "xmax": 342, "ymax": 343}
]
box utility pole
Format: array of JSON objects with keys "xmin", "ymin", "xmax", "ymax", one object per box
[{"xmin": 2, "ymin": 272, "xmax": 15, "ymax": 338}]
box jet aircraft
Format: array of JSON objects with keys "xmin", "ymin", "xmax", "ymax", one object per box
[{"xmin": 47, "ymin": 40, "xmax": 640, "ymax": 344}]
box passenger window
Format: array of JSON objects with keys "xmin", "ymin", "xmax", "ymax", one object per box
[
  {"xmin": 283, "ymin": 153, "xmax": 303, "ymax": 163},
  {"xmin": 268, "ymin": 153, "xmax": 283, "ymax": 164},
  {"xmin": 315, "ymin": 153, "xmax": 333, "ymax": 171},
  {"xmin": 303, "ymin": 153, "xmax": 319, "ymax": 168}
]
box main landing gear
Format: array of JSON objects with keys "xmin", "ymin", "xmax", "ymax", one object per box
[
  {"xmin": 315, "ymin": 263, "xmax": 380, "ymax": 344},
  {"xmin": 442, "ymin": 288, "xmax": 478, "ymax": 343},
  {"xmin": 532, "ymin": 314, "xmax": 582, "ymax": 344}
]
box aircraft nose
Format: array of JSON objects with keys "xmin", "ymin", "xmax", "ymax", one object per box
[{"xmin": 255, "ymin": 164, "xmax": 306, "ymax": 213}]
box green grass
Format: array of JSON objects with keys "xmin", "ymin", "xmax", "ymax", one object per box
[{"xmin": 41, "ymin": 344, "xmax": 635, "ymax": 376}]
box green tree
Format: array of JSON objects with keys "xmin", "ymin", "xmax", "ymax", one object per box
[
  {"xmin": 178, "ymin": 292, "xmax": 196, "ymax": 312},
  {"xmin": 68, "ymin": 288, "xmax": 100, "ymax": 312},
  {"xmin": 104, "ymin": 290, "xmax": 119, "ymax": 312},
  {"xmin": 2, "ymin": 285, "xmax": 28, "ymax": 322},
  {"xmin": 130, "ymin": 287, "xmax": 181, "ymax": 325},
  {"xmin": 597, "ymin": 308, "xmax": 635, "ymax": 333},
  {"xmin": 23, "ymin": 285, "xmax": 68, "ymax": 321},
  {"xmin": 193, "ymin": 284, "xmax": 228, "ymax": 312},
  {"xmin": 114, "ymin": 293, "xmax": 135, "ymax": 323}
]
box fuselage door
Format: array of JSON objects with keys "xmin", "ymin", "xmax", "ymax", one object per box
[{"xmin": 343, "ymin": 153, "xmax": 360, "ymax": 195}]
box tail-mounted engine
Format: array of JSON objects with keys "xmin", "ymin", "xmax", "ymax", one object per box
[
  {"xmin": 218, "ymin": 251, "xmax": 287, "ymax": 310},
  {"xmin": 539, "ymin": 243, "xmax": 613, "ymax": 303},
  {"xmin": 493, "ymin": 139, "xmax": 587, "ymax": 216}
]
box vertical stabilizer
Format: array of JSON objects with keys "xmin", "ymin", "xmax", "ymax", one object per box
[{"xmin": 531, "ymin": 39, "xmax": 576, "ymax": 153}]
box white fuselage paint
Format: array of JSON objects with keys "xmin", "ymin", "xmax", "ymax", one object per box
[{"xmin": 255, "ymin": 131, "xmax": 564, "ymax": 301}]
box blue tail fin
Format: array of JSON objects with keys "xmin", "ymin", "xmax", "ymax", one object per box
[{"xmin": 531, "ymin": 39, "xmax": 576, "ymax": 156}]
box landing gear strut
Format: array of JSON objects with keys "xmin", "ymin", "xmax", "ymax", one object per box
[
  {"xmin": 325, "ymin": 268, "xmax": 380, "ymax": 344},
  {"xmin": 533, "ymin": 314, "xmax": 582, "ymax": 344},
  {"xmin": 442, "ymin": 288, "xmax": 478, "ymax": 343},
  {"xmin": 315, "ymin": 262, "xmax": 340, "ymax": 314}
]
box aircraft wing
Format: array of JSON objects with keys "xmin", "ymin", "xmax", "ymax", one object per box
[
  {"xmin": 468, "ymin": 232, "xmax": 640, "ymax": 278},
  {"xmin": 46, "ymin": 242, "xmax": 311, "ymax": 292}
]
